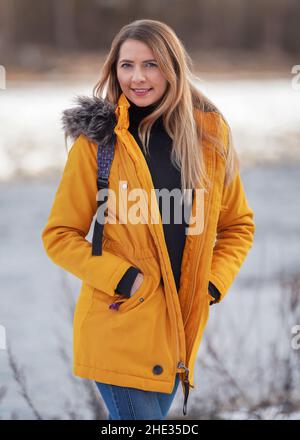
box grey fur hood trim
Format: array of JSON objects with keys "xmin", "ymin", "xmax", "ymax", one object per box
[{"xmin": 62, "ymin": 95, "xmax": 117, "ymax": 145}]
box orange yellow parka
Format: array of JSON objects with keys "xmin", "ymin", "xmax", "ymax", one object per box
[{"xmin": 41, "ymin": 92, "xmax": 255, "ymax": 416}]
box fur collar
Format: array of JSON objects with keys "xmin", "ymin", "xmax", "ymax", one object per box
[
  {"xmin": 61, "ymin": 95, "xmax": 117, "ymax": 145},
  {"xmin": 61, "ymin": 94, "xmax": 219, "ymax": 147}
]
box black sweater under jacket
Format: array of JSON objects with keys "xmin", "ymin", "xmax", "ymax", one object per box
[{"xmin": 115, "ymin": 97, "xmax": 220, "ymax": 304}]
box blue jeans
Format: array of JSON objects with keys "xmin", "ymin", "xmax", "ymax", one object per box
[{"xmin": 95, "ymin": 373, "xmax": 180, "ymax": 420}]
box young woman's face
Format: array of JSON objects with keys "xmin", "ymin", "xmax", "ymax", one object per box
[{"xmin": 116, "ymin": 39, "xmax": 168, "ymax": 107}]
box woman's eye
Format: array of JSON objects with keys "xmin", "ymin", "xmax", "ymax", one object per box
[{"xmin": 120, "ymin": 63, "xmax": 157, "ymax": 68}]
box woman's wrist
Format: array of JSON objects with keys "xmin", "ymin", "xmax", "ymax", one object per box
[{"xmin": 130, "ymin": 272, "xmax": 144, "ymax": 296}]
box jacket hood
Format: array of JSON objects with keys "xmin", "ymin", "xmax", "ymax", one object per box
[{"xmin": 61, "ymin": 95, "xmax": 117, "ymax": 145}]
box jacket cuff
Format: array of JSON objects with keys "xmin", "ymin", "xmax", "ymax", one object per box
[
  {"xmin": 115, "ymin": 266, "xmax": 141, "ymax": 298},
  {"xmin": 208, "ymin": 281, "xmax": 221, "ymax": 304}
]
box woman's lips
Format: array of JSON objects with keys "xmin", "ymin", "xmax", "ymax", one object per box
[{"xmin": 131, "ymin": 88, "xmax": 153, "ymax": 96}]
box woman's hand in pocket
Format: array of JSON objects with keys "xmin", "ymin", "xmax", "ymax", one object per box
[
  {"xmin": 208, "ymin": 292, "xmax": 217, "ymax": 305},
  {"xmin": 130, "ymin": 272, "xmax": 144, "ymax": 296}
]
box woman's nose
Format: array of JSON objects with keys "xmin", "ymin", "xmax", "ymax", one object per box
[{"xmin": 131, "ymin": 68, "xmax": 146, "ymax": 82}]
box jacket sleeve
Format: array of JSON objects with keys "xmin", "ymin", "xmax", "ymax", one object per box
[
  {"xmin": 41, "ymin": 134, "xmax": 134, "ymax": 297},
  {"xmin": 208, "ymin": 281, "xmax": 221, "ymax": 305},
  {"xmin": 209, "ymin": 166, "xmax": 255, "ymax": 303}
]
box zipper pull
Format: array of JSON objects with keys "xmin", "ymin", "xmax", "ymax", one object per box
[
  {"xmin": 177, "ymin": 361, "xmax": 190, "ymax": 416},
  {"xmin": 109, "ymin": 297, "xmax": 126, "ymax": 311},
  {"xmin": 109, "ymin": 302, "xmax": 121, "ymax": 311}
]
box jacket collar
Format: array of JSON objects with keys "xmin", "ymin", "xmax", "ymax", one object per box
[
  {"xmin": 114, "ymin": 92, "xmax": 130, "ymax": 132},
  {"xmin": 61, "ymin": 91, "xmax": 218, "ymax": 147},
  {"xmin": 61, "ymin": 92, "xmax": 132, "ymax": 145}
]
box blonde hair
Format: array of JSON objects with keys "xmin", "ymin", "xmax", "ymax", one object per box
[{"xmin": 93, "ymin": 19, "xmax": 239, "ymax": 194}]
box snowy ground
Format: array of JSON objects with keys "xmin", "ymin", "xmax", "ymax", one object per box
[{"xmin": 0, "ymin": 79, "xmax": 300, "ymax": 419}]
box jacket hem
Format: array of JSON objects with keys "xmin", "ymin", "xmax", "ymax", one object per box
[{"xmin": 73, "ymin": 364, "xmax": 175, "ymax": 394}]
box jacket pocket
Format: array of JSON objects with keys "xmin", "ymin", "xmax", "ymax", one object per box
[{"xmin": 116, "ymin": 274, "xmax": 154, "ymax": 313}]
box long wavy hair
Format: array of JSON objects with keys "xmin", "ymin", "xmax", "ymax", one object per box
[{"xmin": 93, "ymin": 19, "xmax": 239, "ymax": 194}]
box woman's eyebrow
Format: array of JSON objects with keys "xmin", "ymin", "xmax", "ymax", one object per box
[{"xmin": 119, "ymin": 59, "xmax": 157, "ymax": 63}]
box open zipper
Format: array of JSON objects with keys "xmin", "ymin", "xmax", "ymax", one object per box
[
  {"xmin": 170, "ymin": 281, "xmax": 191, "ymax": 416},
  {"xmin": 180, "ymin": 149, "xmax": 215, "ymax": 409},
  {"xmin": 176, "ymin": 149, "xmax": 215, "ymax": 416},
  {"xmin": 116, "ymin": 117, "xmax": 194, "ymax": 417}
]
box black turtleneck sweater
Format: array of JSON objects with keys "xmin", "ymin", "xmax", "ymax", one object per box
[{"xmin": 115, "ymin": 97, "xmax": 220, "ymax": 304}]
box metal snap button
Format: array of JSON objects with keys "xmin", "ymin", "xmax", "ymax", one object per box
[{"xmin": 152, "ymin": 365, "xmax": 163, "ymax": 375}]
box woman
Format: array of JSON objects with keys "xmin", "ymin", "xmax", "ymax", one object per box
[{"xmin": 41, "ymin": 19, "xmax": 255, "ymax": 420}]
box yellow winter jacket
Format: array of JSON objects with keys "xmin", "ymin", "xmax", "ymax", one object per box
[{"xmin": 41, "ymin": 92, "xmax": 255, "ymax": 415}]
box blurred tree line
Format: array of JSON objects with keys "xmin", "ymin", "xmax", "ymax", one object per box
[{"xmin": 0, "ymin": 0, "xmax": 299, "ymax": 65}]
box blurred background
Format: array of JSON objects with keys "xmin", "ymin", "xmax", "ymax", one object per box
[{"xmin": 0, "ymin": 0, "xmax": 300, "ymax": 420}]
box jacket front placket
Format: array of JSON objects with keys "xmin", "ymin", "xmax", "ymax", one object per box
[
  {"xmin": 113, "ymin": 94, "xmax": 214, "ymax": 414},
  {"xmin": 178, "ymin": 142, "xmax": 216, "ymax": 384}
]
